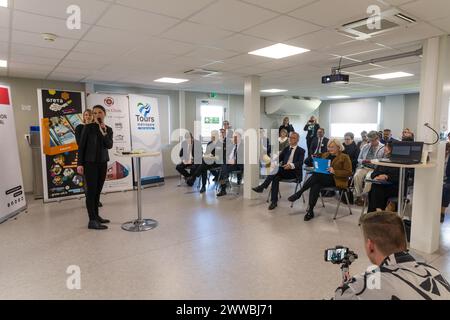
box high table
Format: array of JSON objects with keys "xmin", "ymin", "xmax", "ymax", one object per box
[
  {"xmin": 370, "ymin": 160, "xmax": 436, "ymax": 216},
  {"xmin": 115, "ymin": 151, "xmax": 161, "ymax": 232}
]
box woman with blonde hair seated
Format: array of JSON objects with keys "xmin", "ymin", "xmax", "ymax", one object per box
[{"xmin": 288, "ymin": 139, "xmax": 353, "ymax": 221}]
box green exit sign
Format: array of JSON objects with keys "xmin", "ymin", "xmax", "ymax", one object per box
[
  {"xmin": 209, "ymin": 92, "xmax": 217, "ymax": 98},
  {"xmin": 204, "ymin": 117, "xmax": 220, "ymax": 124}
]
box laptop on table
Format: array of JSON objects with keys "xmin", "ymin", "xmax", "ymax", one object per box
[{"xmin": 379, "ymin": 141, "xmax": 423, "ymax": 165}]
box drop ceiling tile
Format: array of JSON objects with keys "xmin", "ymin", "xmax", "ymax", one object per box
[
  {"xmin": 241, "ymin": 0, "xmax": 316, "ymax": 13},
  {"xmin": 117, "ymin": 0, "xmax": 216, "ymax": 19},
  {"xmin": 47, "ymin": 72, "xmax": 88, "ymax": 82},
  {"xmin": 160, "ymin": 21, "xmax": 233, "ymax": 46},
  {"xmin": 431, "ymin": 16, "xmax": 450, "ymax": 33},
  {"xmin": 83, "ymin": 26, "xmax": 150, "ymax": 46},
  {"xmin": 212, "ymin": 34, "xmax": 274, "ymax": 53},
  {"xmin": 8, "ymin": 62, "xmax": 55, "ymax": 72},
  {"xmin": 400, "ymin": 0, "xmax": 450, "ymax": 21},
  {"xmin": 370, "ymin": 23, "xmax": 444, "ymax": 46},
  {"xmin": 65, "ymin": 51, "xmax": 116, "ymax": 63},
  {"xmin": 0, "ymin": 69, "xmax": 7, "ymax": 76},
  {"xmin": 14, "ymin": 0, "xmax": 110, "ymax": 25},
  {"xmin": 12, "ymin": 11, "xmax": 89, "ymax": 40},
  {"xmin": 199, "ymin": 61, "xmax": 243, "ymax": 72},
  {"xmin": 325, "ymin": 40, "xmax": 387, "ymax": 57},
  {"xmin": 223, "ymin": 53, "xmax": 273, "ymax": 66},
  {"xmin": 243, "ymin": 15, "xmax": 321, "ymax": 42},
  {"xmin": 0, "ymin": 41, "xmax": 8, "ymax": 55},
  {"xmin": 0, "ymin": 7, "xmax": 9, "ymax": 29},
  {"xmin": 9, "ymin": 54, "xmax": 60, "ymax": 67},
  {"xmin": 286, "ymin": 29, "xmax": 353, "ymax": 51},
  {"xmin": 132, "ymin": 38, "xmax": 196, "ymax": 56},
  {"xmin": 59, "ymin": 59, "xmax": 110, "ymax": 70},
  {"xmin": 11, "ymin": 30, "xmax": 77, "ymax": 50},
  {"xmin": 380, "ymin": 0, "xmax": 415, "ymax": 5},
  {"xmin": 189, "ymin": 0, "xmax": 277, "ymax": 32},
  {"xmin": 229, "ymin": 64, "xmax": 273, "ymax": 75},
  {"xmin": 185, "ymin": 46, "xmax": 239, "ymax": 61},
  {"xmin": 11, "ymin": 43, "xmax": 68, "ymax": 59},
  {"xmin": 0, "ymin": 28, "xmax": 8, "ymax": 42},
  {"xmin": 289, "ymin": 0, "xmax": 389, "ymax": 28},
  {"xmin": 168, "ymin": 55, "xmax": 219, "ymax": 69},
  {"xmin": 96, "ymin": 4, "xmax": 180, "ymax": 36},
  {"xmin": 72, "ymin": 40, "xmax": 131, "ymax": 57},
  {"xmin": 8, "ymin": 70, "xmax": 49, "ymax": 79}
]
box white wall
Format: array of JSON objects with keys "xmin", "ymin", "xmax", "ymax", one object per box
[{"xmin": 381, "ymin": 95, "xmax": 405, "ymax": 139}]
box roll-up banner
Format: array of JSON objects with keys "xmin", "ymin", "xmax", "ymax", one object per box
[
  {"xmin": 128, "ymin": 94, "xmax": 164, "ymax": 186},
  {"xmin": 86, "ymin": 94, "xmax": 133, "ymax": 192},
  {"xmin": 37, "ymin": 89, "xmax": 85, "ymax": 202},
  {"xmin": 0, "ymin": 85, "xmax": 27, "ymax": 222}
]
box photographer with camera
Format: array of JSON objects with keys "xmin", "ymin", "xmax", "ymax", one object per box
[{"xmin": 334, "ymin": 211, "xmax": 450, "ymax": 300}]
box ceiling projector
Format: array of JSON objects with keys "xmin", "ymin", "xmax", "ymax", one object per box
[{"xmin": 321, "ymin": 73, "xmax": 349, "ymax": 84}]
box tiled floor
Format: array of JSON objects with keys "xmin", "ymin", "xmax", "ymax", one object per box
[{"xmin": 1, "ymin": 177, "xmax": 449, "ymax": 299}]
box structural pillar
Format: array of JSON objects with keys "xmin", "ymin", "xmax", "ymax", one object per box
[
  {"xmin": 179, "ymin": 90, "xmax": 186, "ymax": 131},
  {"xmin": 243, "ymin": 76, "xmax": 260, "ymax": 200},
  {"xmin": 411, "ymin": 35, "xmax": 450, "ymax": 253}
]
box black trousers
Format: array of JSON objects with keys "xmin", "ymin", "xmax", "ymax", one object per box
[
  {"xmin": 191, "ymin": 162, "xmax": 220, "ymax": 187},
  {"xmin": 84, "ymin": 162, "xmax": 107, "ymax": 221},
  {"xmin": 176, "ymin": 163, "xmax": 200, "ymax": 178},
  {"xmin": 219, "ymin": 164, "xmax": 243, "ymax": 187},
  {"xmin": 306, "ymin": 137, "xmax": 314, "ymax": 156},
  {"xmin": 260, "ymin": 168, "xmax": 298, "ymax": 203},
  {"xmin": 368, "ymin": 184, "xmax": 398, "ymax": 213},
  {"xmin": 293, "ymin": 173, "xmax": 335, "ymax": 210}
]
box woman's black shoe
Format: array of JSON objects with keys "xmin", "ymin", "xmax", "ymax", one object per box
[
  {"xmin": 216, "ymin": 187, "xmax": 227, "ymax": 197},
  {"xmin": 88, "ymin": 220, "xmax": 108, "ymax": 230},
  {"xmin": 441, "ymin": 213, "xmax": 445, "ymax": 223},
  {"xmin": 200, "ymin": 186, "xmax": 206, "ymax": 193},
  {"xmin": 304, "ymin": 210, "xmax": 315, "ymax": 221},
  {"xmin": 288, "ymin": 192, "xmax": 302, "ymax": 202},
  {"xmin": 97, "ymin": 216, "xmax": 110, "ymax": 224}
]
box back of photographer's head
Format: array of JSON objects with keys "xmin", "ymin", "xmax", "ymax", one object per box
[{"xmin": 360, "ymin": 211, "xmax": 407, "ymax": 264}]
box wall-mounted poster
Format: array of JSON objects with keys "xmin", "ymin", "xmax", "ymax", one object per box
[
  {"xmin": 86, "ymin": 94, "xmax": 133, "ymax": 192},
  {"xmin": 37, "ymin": 89, "xmax": 85, "ymax": 202},
  {"xmin": 128, "ymin": 94, "xmax": 164, "ymax": 185},
  {"xmin": 0, "ymin": 85, "xmax": 27, "ymax": 222}
]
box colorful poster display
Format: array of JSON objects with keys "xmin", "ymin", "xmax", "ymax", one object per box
[
  {"xmin": 37, "ymin": 89, "xmax": 85, "ymax": 202},
  {"xmin": 0, "ymin": 86, "xmax": 27, "ymax": 222},
  {"xmin": 128, "ymin": 94, "xmax": 164, "ymax": 185},
  {"xmin": 86, "ymin": 94, "xmax": 133, "ymax": 192}
]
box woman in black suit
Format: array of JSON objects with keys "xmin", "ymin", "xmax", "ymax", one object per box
[
  {"xmin": 343, "ymin": 132, "xmax": 360, "ymax": 172},
  {"xmin": 77, "ymin": 105, "xmax": 113, "ymax": 230}
]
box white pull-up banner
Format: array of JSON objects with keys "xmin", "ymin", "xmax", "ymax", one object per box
[
  {"xmin": 0, "ymin": 85, "xmax": 27, "ymax": 222},
  {"xmin": 86, "ymin": 94, "xmax": 133, "ymax": 192},
  {"xmin": 128, "ymin": 94, "xmax": 164, "ymax": 185}
]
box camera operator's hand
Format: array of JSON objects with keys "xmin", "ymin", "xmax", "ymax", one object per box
[
  {"xmin": 327, "ymin": 167, "xmax": 335, "ymax": 174},
  {"xmin": 342, "ymin": 271, "xmax": 351, "ymax": 284},
  {"xmin": 375, "ymin": 174, "xmax": 388, "ymax": 181}
]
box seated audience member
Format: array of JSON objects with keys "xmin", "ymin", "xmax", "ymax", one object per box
[
  {"xmin": 176, "ymin": 132, "xmax": 203, "ymax": 185},
  {"xmin": 401, "ymin": 128, "xmax": 415, "ymax": 141},
  {"xmin": 380, "ymin": 129, "xmax": 397, "ymax": 144},
  {"xmin": 304, "ymin": 128, "xmax": 329, "ymax": 166},
  {"xmin": 354, "ymin": 131, "xmax": 385, "ymax": 206},
  {"xmin": 357, "ymin": 131, "xmax": 368, "ymax": 150},
  {"xmin": 441, "ymin": 155, "xmax": 450, "ymax": 223},
  {"xmin": 187, "ymin": 130, "xmax": 220, "ymax": 193},
  {"xmin": 343, "ymin": 132, "xmax": 360, "ymax": 172},
  {"xmin": 216, "ymin": 132, "xmax": 244, "ymax": 197},
  {"xmin": 304, "ymin": 116, "xmax": 320, "ymax": 153},
  {"xmin": 367, "ymin": 143, "xmax": 400, "ymax": 212},
  {"xmin": 260, "ymin": 128, "xmax": 272, "ymax": 158},
  {"xmin": 252, "ymin": 132, "xmax": 305, "ymax": 210},
  {"xmin": 278, "ymin": 128, "xmax": 290, "ymax": 152},
  {"xmin": 288, "ymin": 139, "xmax": 352, "ymax": 221},
  {"xmin": 279, "ymin": 116, "xmax": 295, "ymax": 136},
  {"xmin": 335, "ymin": 211, "xmax": 450, "ymax": 300}
]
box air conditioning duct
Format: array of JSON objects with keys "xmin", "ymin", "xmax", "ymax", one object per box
[{"xmin": 265, "ymin": 96, "xmax": 321, "ymax": 115}]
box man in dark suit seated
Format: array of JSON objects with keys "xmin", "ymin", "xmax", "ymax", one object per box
[
  {"xmin": 304, "ymin": 128, "xmax": 329, "ymax": 167},
  {"xmin": 216, "ymin": 131, "xmax": 244, "ymax": 197},
  {"xmin": 252, "ymin": 132, "xmax": 305, "ymax": 210},
  {"xmin": 187, "ymin": 130, "xmax": 220, "ymax": 193},
  {"xmin": 176, "ymin": 132, "xmax": 203, "ymax": 186}
]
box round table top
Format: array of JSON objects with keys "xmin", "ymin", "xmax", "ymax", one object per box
[
  {"xmin": 114, "ymin": 151, "xmax": 161, "ymax": 158},
  {"xmin": 371, "ymin": 159, "xmax": 436, "ymax": 169}
]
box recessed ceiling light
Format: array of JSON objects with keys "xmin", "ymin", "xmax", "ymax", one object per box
[
  {"xmin": 327, "ymin": 96, "xmax": 350, "ymax": 99},
  {"xmin": 369, "ymin": 72, "xmax": 414, "ymax": 80},
  {"xmin": 0, "ymin": 59, "xmax": 7, "ymax": 68},
  {"xmin": 154, "ymin": 77, "xmax": 189, "ymax": 84},
  {"xmin": 249, "ymin": 43, "xmax": 310, "ymax": 59},
  {"xmin": 0, "ymin": 0, "xmax": 8, "ymax": 8},
  {"xmin": 261, "ymin": 89, "xmax": 288, "ymax": 93}
]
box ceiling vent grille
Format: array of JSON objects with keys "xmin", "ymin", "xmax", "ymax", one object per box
[
  {"xmin": 184, "ymin": 68, "xmax": 220, "ymax": 77},
  {"xmin": 338, "ymin": 9, "xmax": 416, "ymax": 40}
]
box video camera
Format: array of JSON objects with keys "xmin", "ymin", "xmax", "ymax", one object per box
[{"xmin": 325, "ymin": 246, "xmax": 358, "ymax": 282}]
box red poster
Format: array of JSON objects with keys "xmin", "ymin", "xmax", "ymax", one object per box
[{"xmin": 0, "ymin": 87, "xmax": 10, "ymax": 105}]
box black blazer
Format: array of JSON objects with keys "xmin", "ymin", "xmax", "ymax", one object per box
[
  {"xmin": 179, "ymin": 139, "xmax": 203, "ymax": 164},
  {"xmin": 227, "ymin": 142, "xmax": 244, "ymax": 165},
  {"xmin": 309, "ymin": 136, "xmax": 329, "ymax": 155},
  {"xmin": 75, "ymin": 124, "xmax": 84, "ymax": 146},
  {"xmin": 344, "ymin": 142, "xmax": 360, "ymax": 172},
  {"xmin": 77, "ymin": 123, "xmax": 113, "ymax": 166},
  {"xmin": 279, "ymin": 124, "xmax": 295, "ymax": 135},
  {"xmin": 371, "ymin": 165, "xmax": 400, "ymax": 185},
  {"xmin": 279, "ymin": 145, "xmax": 305, "ymax": 180},
  {"xmin": 303, "ymin": 123, "xmax": 320, "ymax": 140}
]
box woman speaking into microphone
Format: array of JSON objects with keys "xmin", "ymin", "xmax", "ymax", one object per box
[{"xmin": 77, "ymin": 105, "xmax": 113, "ymax": 230}]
